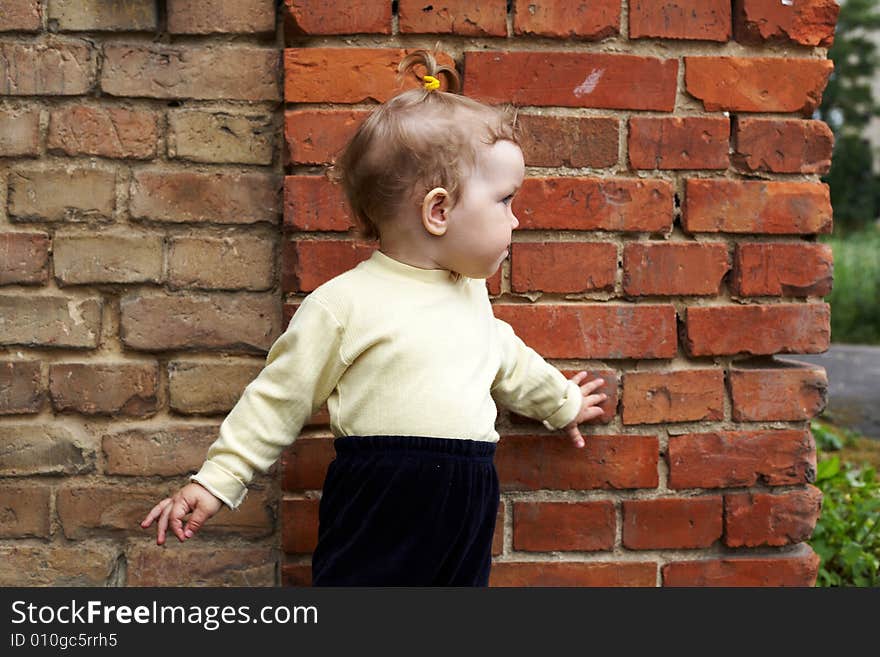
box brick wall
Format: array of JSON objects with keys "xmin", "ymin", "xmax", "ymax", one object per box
[{"xmin": 1, "ymin": 1, "xmax": 838, "ymax": 588}]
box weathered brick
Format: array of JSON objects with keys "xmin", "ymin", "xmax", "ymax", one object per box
[
  {"xmin": 512, "ymin": 0, "xmax": 620, "ymax": 39},
  {"xmin": 667, "ymin": 429, "xmax": 816, "ymax": 489},
  {"xmin": 284, "ymin": 108, "xmax": 369, "ymax": 165},
  {"xmin": 0, "ymin": 360, "xmax": 43, "ymax": 414},
  {"xmin": 130, "ymin": 170, "xmax": 280, "ymax": 225},
  {"xmin": 8, "ymin": 168, "xmax": 116, "ymax": 222},
  {"xmin": 493, "ymin": 303, "xmax": 677, "ymax": 359},
  {"xmin": 283, "ymin": 0, "xmax": 390, "ymax": 35},
  {"xmin": 733, "ymin": 0, "xmax": 838, "ymax": 47},
  {"xmin": 0, "ymin": 39, "xmax": 96, "ymax": 95},
  {"xmin": 0, "ymin": 545, "xmax": 119, "ymax": 586},
  {"xmin": 628, "ymin": 116, "xmax": 729, "ymax": 170},
  {"xmin": 126, "ymin": 545, "xmax": 275, "ymax": 586},
  {"xmin": 623, "ymin": 241, "xmax": 730, "ymax": 296},
  {"xmin": 623, "ymin": 496, "xmax": 723, "ymax": 549},
  {"xmin": 283, "ymin": 240, "xmax": 375, "ymax": 292},
  {"xmin": 284, "ymin": 48, "xmax": 456, "ymax": 103},
  {"xmin": 683, "ymin": 303, "xmax": 830, "ymax": 357},
  {"xmin": 510, "ymin": 242, "xmax": 616, "ymax": 294},
  {"xmin": 725, "ymin": 485, "xmax": 823, "ymax": 547},
  {"xmin": 102, "ymin": 423, "xmax": 221, "ymax": 476},
  {"xmin": 399, "ymin": 0, "xmax": 506, "ymax": 36},
  {"xmin": 168, "ymin": 360, "xmax": 264, "ymax": 414},
  {"xmin": 685, "ymin": 56, "xmax": 833, "ymax": 115},
  {"xmin": 0, "ymin": 105, "xmax": 40, "ymax": 155},
  {"xmin": 283, "ymin": 175, "xmax": 354, "ymax": 232},
  {"xmin": 730, "ymin": 360, "xmax": 828, "ymax": 422},
  {"xmin": 496, "ymin": 434, "xmax": 659, "ymax": 491},
  {"xmin": 513, "ymin": 501, "xmax": 615, "ymax": 551},
  {"xmin": 515, "ymin": 177, "xmax": 673, "ymax": 232},
  {"xmin": 0, "ymin": 231, "xmax": 49, "ymax": 284},
  {"xmin": 48, "ymin": 0, "xmax": 157, "ymax": 31},
  {"xmin": 48, "ymin": 105, "xmax": 158, "ymax": 159},
  {"xmin": 168, "ymin": 234, "xmax": 274, "ymax": 291},
  {"xmin": 168, "ymin": 110, "xmax": 274, "ymax": 165},
  {"xmin": 53, "ymin": 230, "xmax": 164, "ymax": 285},
  {"xmin": 683, "ymin": 179, "xmax": 832, "ymax": 235},
  {"xmin": 49, "ymin": 362, "xmax": 159, "ymax": 417},
  {"xmin": 517, "ymin": 114, "xmax": 618, "ymax": 168},
  {"xmin": 0, "ymin": 484, "xmax": 51, "ymax": 537},
  {"xmin": 0, "ymin": 423, "xmax": 92, "ymax": 476},
  {"xmin": 732, "ymin": 117, "xmax": 834, "ymax": 174},
  {"xmin": 464, "ymin": 51, "xmax": 678, "ymax": 110},
  {"xmin": 662, "ymin": 544, "xmax": 820, "ymax": 586},
  {"xmin": 169, "ymin": 0, "xmax": 276, "ymax": 34},
  {"xmin": 120, "ymin": 291, "xmax": 281, "ymax": 352},
  {"xmin": 490, "ymin": 561, "xmax": 657, "ymax": 587},
  {"xmin": 629, "ymin": 0, "xmax": 731, "ymax": 41},
  {"xmin": 0, "ymin": 295, "xmax": 102, "ymax": 348},
  {"xmin": 102, "ymin": 45, "xmax": 280, "ymax": 101},
  {"xmin": 0, "ymin": 0, "xmax": 42, "ymax": 32},
  {"xmin": 731, "ymin": 242, "xmax": 833, "ymax": 297},
  {"xmin": 622, "ymin": 369, "xmax": 724, "ymax": 425}
]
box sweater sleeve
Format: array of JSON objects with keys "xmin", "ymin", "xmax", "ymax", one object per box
[
  {"xmin": 190, "ymin": 294, "xmax": 348, "ymax": 510},
  {"xmin": 490, "ymin": 317, "xmax": 582, "ymax": 431}
]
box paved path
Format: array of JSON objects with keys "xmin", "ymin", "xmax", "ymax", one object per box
[{"xmin": 778, "ymin": 344, "xmax": 880, "ymax": 441}]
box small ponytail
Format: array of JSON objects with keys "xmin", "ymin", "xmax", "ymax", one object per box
[{"xmin": 396, "ymin": 42, "xmax": 462, "ymax": 95}]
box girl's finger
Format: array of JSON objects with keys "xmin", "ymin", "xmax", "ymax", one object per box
[
  {"xmin": 140, "ymin": 498, "xmax": 171, "ymax": 527},
  {"xmin": 157, "ymin": 499, "xmax": 174, "ymax": 545}
]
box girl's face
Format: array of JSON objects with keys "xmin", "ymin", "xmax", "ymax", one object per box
[{"xmin": 441, "ymin": 140, "xmax": 523, "ymax": 279}]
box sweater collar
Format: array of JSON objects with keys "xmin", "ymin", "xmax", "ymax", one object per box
[{"xmin": 365, "ymin": 249, "xmax": 463, "ymax": 285}]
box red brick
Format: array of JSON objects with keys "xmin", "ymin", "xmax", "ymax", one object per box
[
  {"xmin": 0, "ymin": 40, "xmax": 96, "ymax": 95},
  {"xmin": 517, "ymin": 114, "xmax": 619, "ymax": 168},
  {"xmin": 733, "ymin": 117, "xmax": 834, "ymax": 174},
  {"xmin": 0, "ymin": 484, "xmax": 50, "ymax": 538},
  {"xmin": 9, "ymin": 168, "xmax": 116, "ymax": 222},
  {"xmin": 0, "ymin": 360, "xmax": 43, "ymax": 414},
  {"xmin": 513, "ymin": 501, "xmax": 615, "ymax": 551},
  {"xmin": 284, "ymin": 48, "xmax": 456, "ymax": 103},
  {"xmin": 509, "ymin": 367, "xmax": 617, "ymax": 427},
  {"xmin": 628, "ymin": 116, "xmax": 729, "ymax": 170},
  {"xmin": 281, "ymin": 497, "xmax": 320, "ymax": 553},
  {"xmin": 662, "ymin": 543, "xmax": 820, "ymax": 586},
  {"xmin": 0, "ymin": 232, "xmax": 49, "ymax": 284},
  {"xmin": 725, "ymin": 485, "xmax": 823, "ymax": 547},
  {"xmin": 490, "ymin": 561, "xmax": 657, "ymax": 587},
  {"xmin": 399, "ymin": 0, "xmax": 506, "ymax": 36},
  {"xmin": 282, "ymin": 240, "xmax": 375, "ymax": 292},
  {"xmin": 732, "ymin": 242, "xmax": 833, "ymax": 297},
  {"xmin": 126, "ymin": 545, "xmax": 275, "ymax": 586},
  {"xmin": 281, "ymin": 562, "xmax": 312, "ymax": 586},
  {"xmin": 683, "ymin": 178, "xmax": 832, "ymax": 235},
  {"xmin": 102, "ymin": 424, "xmax": 222, "ymax": 476},
  {"xmin": 622, "ymin": 369, "xmax": 724, "ymax": 425},
  {"xmin": 623, "ymin": 241, "xmax": 729, "ymax": 296},
  {"xmin": 48, "ymin": 106, "xmax": 158, "ymax": 159},
  {"xmin": 512, "ymin": 0, "xmax": 620, "ymax": 39},
  {"xmin": 493, "ymin": 303, "xmax": 677, "ymax": 359},
  {"xmin": 0, "ymin": 295, "xmax": 102, "ymax": 349},
  {"xmin": 0, "ymin": 106, "xmax": 40, "ymax": 156},
  {"xmin": 465, "ymin": 51, "xmax": 678, "ymax": 110},
  {"xmin": 49, "ymin": 362, "xmax": 158, "ymax": 417},
  {"xmin": 683, "ymin": 302, "xmax": 830, "ymax": 357},
  {"xmin": 515, "ymin": 177, "xmax": 673, "ymax": 232},
  {"xmin": 667, "ymin": 429, "xmax": 817, "ymax": 489},
  {"xmin": 629, "ymin": 0, "xmax": 731, "ymax": 41},
  {"xmin": 281, "ymin": 436, "xmax": 337, "ymax": 491},
  {"xmin": 623, "ymin": 496, "xmax": 722, "ymax": 549},
  {"xmin": 130, "ymin": 170, "xmax": 280, "ymax": 225},
  {"xmin": 685, "ymin": 56, "xmax": 833, "ymax": 115},
  {"xmin": 510, "ymin": 242, "xmax": 616, "ymax": 294},
  {"xmin": 0, "ymin": 1, "xmax": 42, "ymax": 31},
  {"xmin": 733, "ymin": 0, "xmax": 839, "ymax": 48},
  {"xmin": 487, "ymin": 270, "xmax": 501, "ymax": 296},
  {"xmin": 283, "ymin": 175, "xmax": 355, "ymax": 232},
  {"xmin": 102, "ymin": 45, "xmax": 280, "ymax": 101},
  {"xmin": 283, "ymin": 0, "xmax": 391, "ymax": 35},
  {"xmin": 168, "ymin": 0, "xmax": 276, "ymax": 34},
  {"xmin": 284, "ymin": 108, "xmax": 369, "ymax": 165},
  {"xmin": 729, "ymin": 360, "xmax": 828, "ymax": 422},
  {"xmin": 496, "ymin": 434, "xmax": 659, "ymax": 491}
]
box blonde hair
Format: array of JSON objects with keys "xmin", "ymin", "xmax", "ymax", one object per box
[{"xmin": 326, "ymin": 45, "xmax": 521, "ymax": 247}]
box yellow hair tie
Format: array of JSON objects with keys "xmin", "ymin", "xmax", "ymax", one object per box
[{"xmin": 423, "ymin": 75, "xmax": 441, "ymax": 91}]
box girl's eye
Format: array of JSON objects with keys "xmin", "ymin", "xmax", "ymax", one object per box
[{"xmin": 502, "ymin": 195, "xmax": 514, "ymax": 205}]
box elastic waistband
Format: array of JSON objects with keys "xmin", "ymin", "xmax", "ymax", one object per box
[{"xmin": 333, "ymin": 435, "xmax": 496, "ymax": 461}]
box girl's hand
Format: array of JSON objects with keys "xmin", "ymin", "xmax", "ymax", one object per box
[
  {"xmin": 561, "ymin": 371, "xmax": 608, "ymax": 448},
  {"xmin": 140, "ymin": 482, "xmax": 224, "ymax": 545}
]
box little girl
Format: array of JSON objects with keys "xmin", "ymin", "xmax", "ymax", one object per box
[{"xmin": 141, "ymin": 47, "xmax": 608, "ymax": 586}]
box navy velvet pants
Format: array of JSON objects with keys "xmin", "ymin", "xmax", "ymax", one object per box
[{"xmin": 311, "ymin": 435, "xmax": 500, "ymax": 587}]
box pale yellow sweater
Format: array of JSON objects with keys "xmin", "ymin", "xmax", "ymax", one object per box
[{"xmin": 191, "ymin": 249, "xmax": 582, "ymax": 509}]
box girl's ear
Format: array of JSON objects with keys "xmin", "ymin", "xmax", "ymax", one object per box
[{"xmin": 421, "ymin": 187, "xmax": 449, "ymax": 236}]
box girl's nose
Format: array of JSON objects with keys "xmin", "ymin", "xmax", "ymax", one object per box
[{"xmin": 511, "ymin": 214, "xmax": 519, "ymax": 229}]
